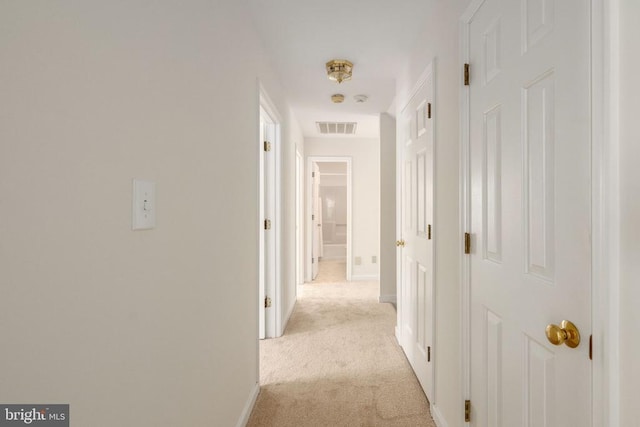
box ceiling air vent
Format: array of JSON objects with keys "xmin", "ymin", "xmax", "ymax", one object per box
[{"xmin": 316, "ymin": 122, "xmax": 357, "ymax": 135}]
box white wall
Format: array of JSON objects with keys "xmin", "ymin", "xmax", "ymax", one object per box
[
  {"xmin": 0, "ymin": 1, "xmax": 299, "ymax": 425},
  {"xmin": 306, "ymin": 138, "xmax": 380, "ymax": 280},
  {"xmin": 380, "ymin": 113, "xmax": 397, "ymax": 303},
  {"xmin": 618, "ymin": 0, "xmax": 640, "ymax": 424},
  {"xmin": 395, "ymin": 0, "xmax": 471, "ymax": 425}
]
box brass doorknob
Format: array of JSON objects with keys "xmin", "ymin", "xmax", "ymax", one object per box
[
  {"xmin": 545, "ymin": 320, "xmax": 580, "ymax": 348},
  {"xmin": 396, "ymin": 240, "xmax": 405, "ymax": 247}
]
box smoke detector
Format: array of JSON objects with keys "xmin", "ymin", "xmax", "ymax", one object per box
[
  {"xmin": 354, "ymin": 94, "xmax": 368, "ymax": 103},
  {"xmin": 331, "ymin": 94, "xmax": 345, "ymax": 103}
]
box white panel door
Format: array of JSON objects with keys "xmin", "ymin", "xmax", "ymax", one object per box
[
  {"xmin": 311, "ymin": 162, "xmax": 321, "ymax": 279},
  {"xmin": 468, "ymin": 0, "xmax": 591, "ymax": 425},
  {"xmin": 399, "ymin": 70, "xmax": 435, "ymax": 402}
]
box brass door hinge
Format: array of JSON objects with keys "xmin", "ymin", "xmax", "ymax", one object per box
[
  {"xmin": 589, "ymin": 334, "xmax": 593, "ymax": 360},
  {"xmin": 312, "ymin": 214, "xmax": 315, "ymax": 221},
  {"xmin": 464, "ymin": 232, "xmax": 471, "ymax": 254},
  {"xmin": 427, "ymin": 346, "xmax": 431, "ymax": 362},
  {"xmin": 428, "ymin": 224, "xmax": 432, "ymax": 240},
  {"xmin": 264, "ymin": 219, "xmax": 271, "ymax": 230},
  {"xmin": 464, "ymin": 63, "xmax": 470, "ymax": 86},
  {"xmin": 427, "ymin": 103, "xmax": 432, "ymax": 119},
  {"xmin": 264, "ymin": 296, "xmax": 272, "ymax": 308},
  {"xmin": 264, "ymin": 141, "xmax": 271, "ymax": 152},
  {"xmin": 312, "ymin": 171, "xmax": 315, "ymax": 178},
  {"xmin": 465, "ymin": 400, "xmax": 471, "ymax": 422}
]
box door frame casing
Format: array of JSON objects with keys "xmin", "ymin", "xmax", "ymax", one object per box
[
  {"xmin": 590, "ymin": 0, "xmax": 620, "ymax": 424},
  {"xmin": 305, "ymin": 156, "xmax": 352, "ymax": 282},
  {"xmin": 296, "ymin": 149, "xmax": 304, "ymax": 287},
  {"xmin": 458, "ymin": 1, "xmax": 617, "ymax": 425},
  {"xmin": 259, "ymin": 83, "xmax": 282, "ymax": 339}
]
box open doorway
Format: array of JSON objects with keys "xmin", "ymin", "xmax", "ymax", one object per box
[
  {"xmin": 306, "ymin": 157, "xmax": 352, "ymax": 283},
  {"xmin": 258, "ymin": 89, "xmax": 281, "ymax": 340}
]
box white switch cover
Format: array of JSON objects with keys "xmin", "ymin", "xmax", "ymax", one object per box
[{"xmin": 132, "ymin": 180, "xmax": 156, "ymax": 230}]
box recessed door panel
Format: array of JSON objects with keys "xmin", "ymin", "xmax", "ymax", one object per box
[
  {"xmin": 523, "ymin": 71, "xmax": 555, "ymax": 282},
  {"xmin": 486, "ymin": 309, "xmax": 503, "ymax": 427},
  {"xmin": 483, "ymin": 105, "xmax": 503, "ymax": 263},
  {"xmin": 524, "ymin": 335, "xmax": 556, "ymax": 427},
  {"xmin": 417, "ymin": 150, "xmax": 427, "ymax": 236}
]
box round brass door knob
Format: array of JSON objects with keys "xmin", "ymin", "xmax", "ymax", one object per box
[{"xmin": 545, "ymin": 320, "xmax": 580, "ymax": 348}]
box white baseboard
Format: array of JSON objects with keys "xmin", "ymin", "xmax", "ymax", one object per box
[
  {"xmin": 350, "ymin": 274, "xmax": 380, "ymax": 281},
  {"xmin": 379, "ymin": 294, "xmax": 397, "ymax": 304},
  {"xmin": 430, "ymin": 403, "xmax": 449, "ymax": 427},
  {"xmin": 236, "ymin": 383, "xmax": 260, "ymax": 427}
]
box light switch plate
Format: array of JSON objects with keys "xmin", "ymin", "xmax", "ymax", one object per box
[{"xmin": 132, "ymin": 179, "xmax": 156, "ymax": 230}]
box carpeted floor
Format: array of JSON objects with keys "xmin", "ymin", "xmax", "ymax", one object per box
[
  {"xmin": 247, "ymin": 275, "xmax": 436, "ymax": 427},
  {"xmin": 314, "ymin": 259, "xmax": 347, "ymax": 283}
]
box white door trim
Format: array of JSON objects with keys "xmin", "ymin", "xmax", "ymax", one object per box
[
  {"xmin": 591, "ymin": 0, "xmax": 620, "ymax": 425},
  {"xmin": 259, "ymin": 83, "xmax": 282, "ymax": 339},
  {"xmin": 306, "ymin": 156, "xmax": 352, "ymax": 282},
  {"xmin": 296, "ymin": 149, "xmax": 304, "ymax": 287},
  {"xmin": 459, "ymin": 5, "xmax": 476, "ymax": 426},
  {"xmin": 395, "ymin": 107, "xmax": 404, "ymax": 340},
  {"xmin": 458, "ymin": 1, "xmax": 616, "ymax": 425}
]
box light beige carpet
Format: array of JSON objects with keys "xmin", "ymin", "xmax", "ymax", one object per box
[
  {"xmin": 247, "ymin": 280, "xmax": 436, "ymax": 427},
  {"xmin": 314, "ymin": 259, "xmax": 347, "ymax": 283}
]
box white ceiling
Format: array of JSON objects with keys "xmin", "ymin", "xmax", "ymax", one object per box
[{"xmin": 247, "ymin": 0, "xmax": 431, "ymax": 138}]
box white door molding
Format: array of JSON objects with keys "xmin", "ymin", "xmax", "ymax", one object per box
[
  {"xmin": 306, "ymin": 156, "xmax": 352, "ymax": 282},
  {"xmin": 259, "ymin": 83, "xmax": 282, "ymax": 339},
  {"xmin": 459, "ymin": 5, "xmax": 477, "ymax": 426},
  {"xmin": 296, "ymin": 149, "xmax": 304, "ymax": 287},
  {"xmin": 591, "ymin": 0, "xmax": 620, "ymax": 425}
]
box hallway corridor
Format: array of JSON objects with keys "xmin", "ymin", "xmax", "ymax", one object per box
[{"xmin": 247, "ymin": 280, "xmax": 435, "ymax": 426}]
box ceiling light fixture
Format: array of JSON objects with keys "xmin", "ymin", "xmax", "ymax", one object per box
[
  {"xmin": 326, "ymin": 59, "xmax": 353, "ymax": 84},
  {"xmin": 331, "ymin": 94, "xmax": 345, "ymax": 103}
]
